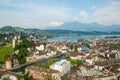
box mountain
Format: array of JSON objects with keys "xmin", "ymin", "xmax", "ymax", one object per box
[
  {"xmin": 47, "ymin": 22, "xmax": 120, "ymax": 32},
  {"xmin": 1, "ymin": 25, "xmax": 15, "ymax": 32},
  {"xmin": 0, "ymin": 26, "xmax": 58, "ymax": 38},
  {"xmin": 44, "ymin": 29, "xmax": 120, "ymax": 35},
  {"xmin": 14, "ymin": 27, "xmax": 25, "ymax": 32},
  {"xmin": 106, "ymin": 25, "xmax": 120, "ymax": 32},
  {"xmin": 0, "ymin": 25, "xmax": 120, "ymax": 38}
]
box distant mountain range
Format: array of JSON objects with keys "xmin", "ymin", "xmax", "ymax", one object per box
[
  {"xmin": 46, "ymin": 21, "xmax": 120, "ymax": 32},
  {"xmin": 0, "ymin": 24, "xmax": 120, "ymax": 37}
]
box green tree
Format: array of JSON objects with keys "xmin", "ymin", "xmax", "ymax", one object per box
[
  {"xmin": 14, "ymin": 38, "xmax": 35, "ymax": 64},
  {"xmin": 74, "ymin": 45, "xmax": 78, "ymax": 52},
  {"xmin": 45, "ymin": 59, "xmax": 53, "ymax": 68},
  {"xmin": 56, "ymin": 50, "xmax": 62, "ymax": 55},
  {"xmin": 0, "ymin": 72, "xmax": 2, "ymax": 78},
  {"xmin": 17, "ymin": 48, "xmax": 27, "ymax": 64},
  {"xmin": 70, "ymin": 44, "xmax": 73, "ymax": 50},
  {"xmin": 23, "ymin": 72, "xmax": 33, "ymax": 80},
  {"xmin": 43, "ymin": 41, "xmax": 47, "ymax": 49},
  {"xmin": 3, "ymin": 77, "xmax": 11, "ymax": 80},
  {"xmin": 67, "ymin": 58, "xmax": 81, "ymax": 68}
]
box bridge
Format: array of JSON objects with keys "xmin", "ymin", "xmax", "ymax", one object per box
[{"xmin": 0, "ymin": 53, "xmax": 65, "ymax": 72}]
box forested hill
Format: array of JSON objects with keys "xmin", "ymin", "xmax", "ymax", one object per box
[
  {"xmin": 0, "ymin": 26, "xmax": 120, "ymax": 38},
  {"xmin": 0, "ymin": 26, "xmax": 57, "ymax": 38},
  {"xmin": 44, "ymin": 29, "xmax": 120, "ymax": 35}
]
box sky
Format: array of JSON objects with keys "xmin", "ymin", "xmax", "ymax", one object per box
[{"xmin": 0, "ymin": 0, "xmax": 120, "ymax": 28}]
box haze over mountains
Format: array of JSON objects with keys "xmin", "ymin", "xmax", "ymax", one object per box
[
  {"xmin": 0, "ymin": 24, "xmax": 120, "ymax": 36},
  {"xmin": 0, "ymin": 21, "xmax": 120, "ymax": 32},
  {"xmin": 1, "ymin": 21, "xmax": 120, "ymax": 32},
  {"xmin": 46, "ymin": 22, "xmax": 120, "ymax": 32}
]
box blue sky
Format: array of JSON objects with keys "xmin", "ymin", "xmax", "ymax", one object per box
[{"xmin": 0, "ymin": 0, "xmax": 120, "ymax": 28}]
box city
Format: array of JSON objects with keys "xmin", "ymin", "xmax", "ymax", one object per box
[
  {"xmin": 0, "ymin": 0, "xmax": 120, "ymax": 80},
  {"xmin": 0, "ymin": 28, "xmax": 120, "ymax": 80}
]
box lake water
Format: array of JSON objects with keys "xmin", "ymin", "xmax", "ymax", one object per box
[{"xmin": 48, "ymin": 35, "xmax": 120, "ymax": 42}]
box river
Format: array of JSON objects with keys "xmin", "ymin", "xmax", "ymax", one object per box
[
  {"xmin": 11, "ymin": 54, "xmax": 67, "ymax": 73},
  {"xmin": 48, "ymin": 35, "xmax": 120, "ymax": 42}
]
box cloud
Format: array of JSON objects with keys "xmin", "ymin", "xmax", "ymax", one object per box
[
  {"xmin": 49, "ymin": 21, "xmax": 63, "ymax": 26},
  {"xmin": 79, "ymin": 11, "xmax": 88, "ymax": 22},
  {"xmin": 91, "ymin": 6, "xmax": 96, "ymax": 10},
  {"xmin": 0, "ymin": 1, "xmax": 71, "ymax": 28},
  {"xmin": 93, "ymin": 0, "xmax": 120, "ymax": 25},
  {"xmin": 0, "ymin": 0, "xmax": 119, "ymax": 28}
]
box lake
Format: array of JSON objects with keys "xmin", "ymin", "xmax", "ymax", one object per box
[{"xmin": 48, "ymin": 35, "xmax": 120, "ymax": 42}]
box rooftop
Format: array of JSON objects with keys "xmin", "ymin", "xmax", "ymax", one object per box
[{"xmin": 56, "ymin": 59, "xmax": 68, "ymax": 65}]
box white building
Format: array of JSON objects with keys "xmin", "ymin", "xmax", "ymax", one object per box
[
  {"xmin": 12, "ymin": 39, "xmax": 16, "ymax": 49},
  {"xmin": 115, "ymin": 50, "xmax": 120, "ymax": 59},
  {"xmin": 6, "ymin": 57, "xmax": 12, "ymax": 69},
  {"xmin": 50, "ymin": 59, "xmax": 71, "ymax": 76},
  {"xmin": 35, "ymin": 45, "xmax": 44, "ymax": 51}
]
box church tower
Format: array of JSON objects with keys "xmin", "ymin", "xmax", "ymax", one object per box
[{"xmin": 12, "ymin": 39, "xmax": 16, "ymax": 49}]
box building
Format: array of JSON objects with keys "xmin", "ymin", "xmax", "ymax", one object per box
[
  {"xmin": 6, "ymin": 57, "xmax": 12, "ymax": 69},
  {"xmin": 79, "ymin": 65, "xmax": 102, "ymax": 76},
  {"xmin": 85, "ymin": 55, "xmax": 93, "ymax": 65},
  {"xmin": 50, "ymin": 59, "xmax": 71, "ymax": 76},
  {"xmin": 25, "ymin": 66, "xmax": 61, "ymax": 80},
  {"xmin": 68, "ymin": 53, "xmax": 85, "ymax": 60},
  {"xmin": 35, "ymin": 45, "xmax": 44, "ymax": 51},
  {"xmin": 12, "ymin": 39, "xmax": 16, "ymax": 49}
]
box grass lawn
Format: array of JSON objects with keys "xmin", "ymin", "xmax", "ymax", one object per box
[{"xmin": 0, "ymin": 44, "xmax": 13, "ymax": 64}]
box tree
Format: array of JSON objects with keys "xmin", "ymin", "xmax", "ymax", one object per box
[
  {"xmin": 43, "ymin": 41, "xmax": 47, "ymax": 49},
  {"xmin": 70, "ymin": 44, "xmax": 73, "ymax": 50},
  {"xmin": 0, "ymin": 72, "xmax": 2, "ymax": 78},
  {"xmin": 45, "ymin": 59, "xmax": 53, "ymax": 68},
  {"xmin": 67, "ymin": 58, "xmax": 81, "ymax": 68},
  {"xmin": 3, "ymin": 77, "xmax": 11, "ymax": 80},
  {"xmin": 14, "ymin": 38, "xmax": 35, "ymax": 64},
  {"xmin": 74, "ymin": 45, "xmax": 78, "ymax": 52},
  {"xmin": 18, "ymin": 76, "xmax": 23, "ymax": 80},
  {"xmin": 56, "ymin": 50, "xmax": 62, "ymax": 55},
  {"xmin": 77, "ymin": 39, "xmax": 82, "ymax": 42},
  {"xmin": 17, "ymin": 48, "xmax": 27, "ymax": 64},
  {"xmin": 23, "ymin": 72, "xmax": 33, "ymax": 80}
]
